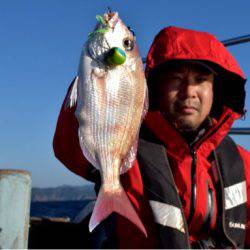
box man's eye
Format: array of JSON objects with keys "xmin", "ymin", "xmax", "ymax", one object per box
[
  {"xmin": 196, "ymin": 76, "xmax": 208, "ymax": 82},
  {"xmin": 169, "ymin": 75, "xmax": 182, "ymax": 81}
]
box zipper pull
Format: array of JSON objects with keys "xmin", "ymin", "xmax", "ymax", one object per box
[
  {"xmin": 188, "ymin": 149, "xmax": 197, "ymax": 223},
  {"xmin": 191, "ymin": 149, "xmax": 197, "ymax": 163}
]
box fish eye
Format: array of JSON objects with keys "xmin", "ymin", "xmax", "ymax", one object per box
[{"xmin": 123, "ymin": 38, "xmax": 134, "ymax": 51}]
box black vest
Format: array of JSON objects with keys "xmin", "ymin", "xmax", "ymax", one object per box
[{"xmin": 138, "ymin": 126, "xmax": 247, "ymax": 249}]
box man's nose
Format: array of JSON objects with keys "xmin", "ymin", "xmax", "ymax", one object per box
[{"xmin": 178, "ymin": 81, "xmax": 197, "ymax": 99}]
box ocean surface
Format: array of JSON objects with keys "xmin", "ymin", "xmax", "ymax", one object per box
[{"xmin": 30, "ymin": 200, "xmax": 95, "ymax": 221}]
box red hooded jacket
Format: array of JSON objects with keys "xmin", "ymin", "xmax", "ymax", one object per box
[{"xmin": 53, "ymin": 26, "xmax": 250, "ymax": 248}]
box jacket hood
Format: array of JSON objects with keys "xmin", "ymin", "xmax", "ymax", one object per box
[{"xmin": 146, "ymin": 26, "xmax": 247, "ymax": 118}]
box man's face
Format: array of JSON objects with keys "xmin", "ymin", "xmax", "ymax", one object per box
[{"xmin": 156, "ymin": 62, "xmax": 214, "ymax": 132}]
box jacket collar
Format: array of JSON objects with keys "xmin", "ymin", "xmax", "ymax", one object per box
[{"xmin": 144, "ymin": 107, "xmax": 240, "ymax": 161}]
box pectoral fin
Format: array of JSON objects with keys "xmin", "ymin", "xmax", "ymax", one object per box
[{"xmin": 65, "ymin": 76, "xmax": 79, "ymax": 109}]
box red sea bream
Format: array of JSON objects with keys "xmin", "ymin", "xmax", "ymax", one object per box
[{"xmin": 68, "ymin": 12, "xmax": 148, "ymax": 236}]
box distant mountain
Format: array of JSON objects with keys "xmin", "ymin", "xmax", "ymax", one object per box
[{"xmin": 31, "ymin": 185, "xmax": 96, "ymax": 202}]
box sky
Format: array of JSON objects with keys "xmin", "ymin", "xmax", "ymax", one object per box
[{"xmin": 0, "ymin": 0, "xmax": 250, "ymax": 188}]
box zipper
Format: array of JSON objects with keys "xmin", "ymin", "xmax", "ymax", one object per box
[
  {"xmin": 192, "ymin": 115, "xmax": 230, "ymax": 151},
  {"xmin": 188, "ymin": 149, "xmax": 197, "ymax": 224},
  {"xmin": 161, "ymin": 147, "xmax": 191, "ymax": 249},
  {"xmin": 213, "ymin": 150, "xmax": 237, "ymax": 248},
  {"xmin": 187, "ymin": 115, "xmax": 230, "ymax": 235}
]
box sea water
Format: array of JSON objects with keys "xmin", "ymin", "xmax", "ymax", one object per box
[{"xmin": 30, "ymin": 200, "xmax": 95, "ymax": 221}]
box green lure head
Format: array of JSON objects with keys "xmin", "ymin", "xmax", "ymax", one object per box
[{"xmin": 106, "ymin": 47, "xmax": 126, "ymax": 66}]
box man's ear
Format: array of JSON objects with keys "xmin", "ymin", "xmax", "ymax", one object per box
[
  {"xmin": 147, "ymin": 71, "xmax": 161, "ymax": 111},
  {"xmin": 210, "ymin": 76, "xmax": 223, "ymax": 120}
]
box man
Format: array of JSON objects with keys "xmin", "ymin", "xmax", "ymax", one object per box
[{"xmin": 53, "ymin": 26, "xmax": 250, "ymax": 248}]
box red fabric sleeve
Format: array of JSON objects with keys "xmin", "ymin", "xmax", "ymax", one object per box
[
  {"xmin": 237, "ymin": 145, "xmax": 250, "ymax": 247},
  {"xmin": 53, "ymin": 79, "xmax": 93, "ymax": 181}
]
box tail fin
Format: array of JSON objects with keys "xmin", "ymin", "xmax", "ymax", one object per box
[{"xmin": 89, "ymin": 186, "xmax": 147, "ymax": 237}]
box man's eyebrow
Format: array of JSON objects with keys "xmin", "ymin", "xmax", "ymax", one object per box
[
  {"xmin": 166, "ymin": 70, "xmax": 186, "ymax": 76},
  {"xmin": 195, "ymin": 71, "xmax": 214, "ymax": 76}
]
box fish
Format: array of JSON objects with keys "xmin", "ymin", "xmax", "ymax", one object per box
[{"xmin": 67, "ymin": 11, "xmax": 148, "ymax": 236}]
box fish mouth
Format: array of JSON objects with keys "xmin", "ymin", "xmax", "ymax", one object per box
[
  {"xmin": 104, "ymin": 12, "xmax": 119, "ymax": 29},
  {"xmin": 87, "ymin": 12, "xmax": 119, "ymax": 62},
  {"xmin": 87, "ymin": 12, "xmax": 119, "ymax": 68}
]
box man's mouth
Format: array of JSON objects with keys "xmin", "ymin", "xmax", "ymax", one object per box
[{"xmin": 178, "ymin": 105, "xmax": 198, "ymax": 115}]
